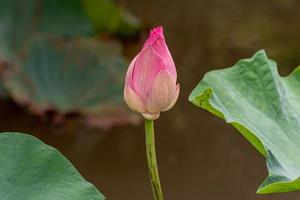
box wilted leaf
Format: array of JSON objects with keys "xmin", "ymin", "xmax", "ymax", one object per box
[
  {"xmin": 0, "ymin": 132, "xmax": 105, "ymax": 200},
  {"xmin": 189, "ymin": 50, "xmax": 300, "ymax": 194},
  {"xmin": 2, "ymin": 36, "xmax": 139, "ymax": 128}
]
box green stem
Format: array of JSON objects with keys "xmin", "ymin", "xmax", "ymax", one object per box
[{"xmin": 145, "ymin": 119, "xmax": 164, "ymax": 200}]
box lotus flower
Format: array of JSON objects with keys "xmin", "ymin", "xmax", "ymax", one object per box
[{"xmin": 124, "ymin": 26, "xmax": 179, "ymax": 120}]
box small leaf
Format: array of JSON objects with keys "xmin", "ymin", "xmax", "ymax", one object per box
[
  {"xmin": 0, "ymin": 132, "xmax": 105, "ymax": 200},
  {"xmin": 189, "ymin": 50, "xmax": 300, "ymax": 194}
]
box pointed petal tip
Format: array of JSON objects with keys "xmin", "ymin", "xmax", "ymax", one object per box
[
  {"xmin": 143, "ymin": 26, "xmax": 165, "ymax": 49},
  {"xmin": 151, "ymin": 26, "xmax": 163, "ymax": 35},
  {"xmin": 150, "ymin": 26, "xmax": 164, "ymax": 39}
]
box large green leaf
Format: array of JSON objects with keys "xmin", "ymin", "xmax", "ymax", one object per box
[
  {"xmin": 2, "ymin": 36, "xmax": 139, "ymax": 128},
  {"xmin": 189, "ymin": 50, "xmax": 300, "ymax": 194},
  {"xmin": 0, "ymin": 132, "xmax": 105, "ymax": 200}
]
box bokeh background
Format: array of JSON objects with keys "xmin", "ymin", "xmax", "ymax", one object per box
[{"xmin": 0, "ymin": 0, "xmax": 300, "ymax": 199}]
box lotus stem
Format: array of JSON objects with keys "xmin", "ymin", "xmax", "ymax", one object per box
[{"xmin": 145, "ymin": 119, "xmax": 164, "ymax": 200}]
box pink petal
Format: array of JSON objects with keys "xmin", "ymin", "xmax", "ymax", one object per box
[
  {"xmin": 143, "ymin": 26, "xmax": 177, "ymax": 77},
  {"xmin": 143, "ymin": 26, "xmax": 164, "ymax": 50},
  {"xmin": 125, "ymin": 56, "xmax": 138, "ymax": 88},
  {"xmin": 145, "ymin": 70, "xmax": 177, "ymax": 113},
  {"xmin": 132, "ymin": 46, "xmax": 166, "ymax": 97},
  {"xmin": 151, "ymin": 38, "xmax": 176, "ymax": 77},
  {"xmin": 162, "ymin": 84, "xmax": 179, "ymax": 111},
  {"xmin": 124, "ymin": 84, "xmax": 146, "ymax": 113}
]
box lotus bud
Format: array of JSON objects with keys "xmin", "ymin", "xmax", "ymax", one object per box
[{"xmin": 124, "ymin": 26, "xmax": 179, "ymax": 120}]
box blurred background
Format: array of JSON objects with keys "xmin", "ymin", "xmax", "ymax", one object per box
[{"xmin": 0, "ymin": 0, "xmax": 300, "ymax": 199}]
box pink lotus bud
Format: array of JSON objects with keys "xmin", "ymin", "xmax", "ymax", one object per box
[{"xmin": 124, "ymin": 26, "xmax": 179, "ymax": 120}]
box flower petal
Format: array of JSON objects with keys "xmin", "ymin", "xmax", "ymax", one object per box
[
  {"xmin": 125, "ymin": 56, "xmax": 138, "ymax": 88},
  {"xmin": 151, "ymin": 38, "xmax": 176, "ymax": 77},
  {"xmin": 142, "ymin": 26, "xmax": 164, "ymax": 50},
  {"xmin": 143, "ymin": 26, "xmax": 176, "ymax": 77},
  {"xmin": 145, "ymin": 70, "xmax": 177, "ymax": 113},
  {"xmin": 132, "ymin": 47, "xmax": 166, "ymax": 96},
  {"xmin": 162, "ymin": 83, "xmax": 179, "ymax": 111},
  {"xmin": 124, "ymin": 84, "xmax": 146, "ymax": 113}
]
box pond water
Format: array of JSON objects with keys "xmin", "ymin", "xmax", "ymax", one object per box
[{"xmin": 1, "ymin": 0, "xmax": 300, "ymax": 199}]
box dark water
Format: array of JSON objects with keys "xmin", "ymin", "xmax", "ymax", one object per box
[{"xmin": 1, "ymin": 0, "xmax": 300, "ymax": 199}]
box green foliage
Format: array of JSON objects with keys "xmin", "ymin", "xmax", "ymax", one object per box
[
  {"xmin": 2, "ymin": 36, "xmax": 138, "ymax": 128},
  {"xmin": 0, "ymin": 0, "xmax": 140, "ymax": 127},
  {"xmin": 39, "ymin": 0, "xmax": 95, "ymax": 36},
  {"xmin": 83, "ymin": 0, "xmax": 141, "ymax": 36},
  {"xmin": 0, "ymin": 132, "xmax": 105, "ymax": 200},
  {"xmin": 189, "ymin": 50, "xmax": 300, "ymax": 194},
  {"xmin": 0, "ymin": 0, "xmax": 140, "ymax": 60},
  {"xmin": 0, "ymin": 0, "xmax": 94, "ymax": 61}
]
